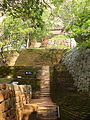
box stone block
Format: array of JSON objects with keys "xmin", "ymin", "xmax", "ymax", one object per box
[
  {"xmin": 0, "ymin": 84, "xmax": 6, "ymax": 90},
  {"xmin": 15, "ymin": 91, "xmax": 21, "ymax": 96},
  {"xmin": 0, "ymin": 90, "xmax": 4, "ymax": 102},
  {"xmin": 1, "ymin": 90, "xmax": 8, "ymax": 100},
  {"xmin": 10, "ymin": 116, "xmax": 17, "ymax": 120},
  {"xmin": 0, "ymin": 112, "xmax": 7, "ymax": 120},
  {"xmin": 0, "ymin": 84, "xmax": 2, "ymax": 90},
  {"xmin": 4, "ymin": 100, "xmax": 10, "ymax": 111},
  {"xmin": 13, "ymin": 84, "xmax": 19, "ymax": 91},
  {"xmin": 0, "ymin": 102, "xmax": 5, "ymax": 112}
]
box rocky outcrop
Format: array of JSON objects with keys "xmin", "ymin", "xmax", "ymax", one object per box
[{"xmin": 62, "ymin": 47, "xmax": 90, "ymax": 93}]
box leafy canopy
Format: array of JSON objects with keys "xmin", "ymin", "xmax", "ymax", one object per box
[
  {"xmin": 0, "ymin": 0, "xmax": 49, "ymax": 51},
  {"xmin": 3, "ymin": 0, "xmax": 46, "ymax": 29},
  {"xmin": 0, "ymin": 15, "xmax": 34, "ymax": 51},
  {"xmin": 52, "ymin": 0, "xmax": 90, "ymax": 48}
]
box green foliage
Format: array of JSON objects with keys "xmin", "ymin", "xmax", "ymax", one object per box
[
  {"xmin": 42, "ymin": 9, "xmax": 52, "ymax": 29},
  {"xmin": 0, "ymin": 15, "xmax": 34, "ymax": 51},
  {"xmin": 46, "ymin": 45, "xmax": 69, "ymax": 49},
  {"xmin": 52, "ymin": 0, "xmax": 64, "ymax": 6},
  {"xmin": 1, "ymin": 0, "xmax": 49, "ymax": 49},
  {"xmin": 53, "ymin": 0, "xmax": 90, "ymax": 48},
  {"xmin": 0, "ymin": 78, "xmax": 13, "ymax": 84},
  {"xmin": 2, "ymin": 0, "xmax": 46, "ymax": 28},
  {"xmin": 77, "ymin": 40, "xmax": 90, "ymax": 49},
  {"xmin": 48, "ymin": 35, "xmax": 69, "ymax": 41}
]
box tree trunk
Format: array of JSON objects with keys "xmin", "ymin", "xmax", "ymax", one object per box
[
  {"xmin": 0, "ymin": 47, "xmax": 6, "ymax": 64},
  {"xmin": 26, "ymin": 38, "xmax": 29, "ymax": 49},
  {"xmin": 26, "ymin": 34, "xmax": 30, "ymax": 49}
]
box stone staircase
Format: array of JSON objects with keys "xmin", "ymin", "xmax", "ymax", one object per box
[
  {"xmin": 40, "ymin": 66, "xmax": 50, "ymax": 97},
  {"xmin": 22, "ymin": 66, "xmax": 61, "ymax": 120},
  {"xmin": 40, "ymin": 88, "xmax": 50, "ymax": 97},
  {"xmin": 37, "ymin": 66, "xmax": 60, "ymax": 120},
  {"xmin": 36, "ymin": 105, "xmax": 60, "ymax": 120}
]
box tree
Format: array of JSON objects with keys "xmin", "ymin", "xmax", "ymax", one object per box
[
  {"xmin": 0, "ymin": 15, "xmax": 34, "ymax": 63},
  {"xmin": 52, "ymin": 0, "xmax": 90, "ymax": 48},
  {"xmin": 2, "ymin": 0, "xmax": 46, "ymax": 28},
  {"xmin": 0, "ymin": 0, "xmax": 54, "ymax": 64},
  {"xmin": 1, "ymin": 0, "xmax": 50, "ymax": 44}
]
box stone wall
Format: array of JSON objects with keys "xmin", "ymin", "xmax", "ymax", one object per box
[
  {"xmin": 48, "ymin": 38, "xmax": 76, "ymax": 48},
  {"xmin": 0, "ymin": 84, "xmax": 32, "ymax": 120},
  {"xmin": 62, "ymin": 47, "xmax": 90, "ymax": 94}
]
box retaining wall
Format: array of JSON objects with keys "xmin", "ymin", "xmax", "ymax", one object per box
[
  {"xmin": 0, "ymin": 84, "xmax": 32, "ymax": 120},
  {"xmin": 62, "ymin": 47, "xmax": 90, "ymax": 94},
  {"xmin": 48, "ymin": 38, "xmax": 76, "ymax": 48}
]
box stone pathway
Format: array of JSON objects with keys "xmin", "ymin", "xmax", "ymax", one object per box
[
  {"xmin": 22, "ymin": 66, "xmax": 60, "ymax": 120},
  {"xmin": 22, "ymin": 97, "xmax": 57, "ymax": 120},
  {"xmin": 40, "ymin": 66, "xmax": 50, "ymax": 97}
]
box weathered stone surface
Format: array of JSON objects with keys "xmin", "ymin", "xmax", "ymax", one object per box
[
  {"xmin": 0, "ymin": 84, "xmax": 6, "ymax": 90},
  {"xmin": 0, "ymin": 84, "xmax": 32, "ymax": 120},
  {"xmin": 48, "ymin": 38, "xmax": 76, "ymax": 48},
  {"xmin": 0, "ymin": 112, "xmax": 7, "ymax": 120},
  {"xmin": 40, "ymin": 66, "xmax": 50, "ymax": 97},
  {"xmin": 62, "ymin": 47, "xmax": 90, "ymax": 93},
  {"xmin": 0, "ymin": 102, "xmax": 5, "ymax": 112},
  {"xmin": 0, "ymin": 90, "xmax": 4, "ymax": 102}
]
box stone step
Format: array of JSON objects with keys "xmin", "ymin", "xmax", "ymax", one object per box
[
  {"xmin": 38, "ymin": 109, "xmax": 57, "ymax": 112},
  {"xmin": 39, "ymin": 115, "xmax": 58, "ymax": 120},
  {"xmin": 40, "ymin": 95, "xmax": 50, "ymax": 97},
  {"xmin": 41, "ymin": 90, "xmax": 50, "ymax": 92},
  {"xmin": 40, "ymin": 93, "xmax": 50, "ymax": 95},
  {"xmin": 41, "ymin": 84, "xmax": 50, "ymax": 86},
  {"xmin": 41, "ymin": 92, "xmax": 50, "ymax": 94},
  {"xmin": 41, "ymin": 89, "xmax": 50, "ymax": 92},
  {"xmin": 41, "ymin": 88, "xmax": 50, "ymax": 90},
  {"xmin": 38, "ymin": 105, "xmax": 57, "ymax": 109},
  {"xmin": 37, "ymin": 105, "xmax": 60, "ymax": 120},
  {"xmin": 41, "ymin": 91, "xmax": 50, "ymax": 93},
  {"xmin": 38, "ymin": 111, "xmax": 57, "ymax": 114},
  {"xmin": 40, "ymin": 93, "xmax": 50, "ymax": 96},
  {"xmin": 38, "ymin": 105, "xmax": 58, "ymax": 120},
  {"xmin": 41, "ymin": 79, "xmax": 50, "ymax": 81},
  {"xmin": 41, "ymin": 86, "xmax": 50, "ymax": 89}
]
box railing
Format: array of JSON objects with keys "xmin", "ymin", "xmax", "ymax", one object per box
[
  {"xmin": 36, "ymin": 105, "xmax": 60, "ymax": 120},
  {"xmin": 57, "ymin": 106, "xmax": 60, "ymax": 120}
]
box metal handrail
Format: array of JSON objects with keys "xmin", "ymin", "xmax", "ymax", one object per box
[
  {"xmin": 36, "ymin": 106, "xmax": 38, "ymax": 119},
  {"xmin": 36, "ymin": 105, "xmax": 60, "ymax": 120},
  {"xmin": 57, "ymin": 106, "xmax": 60, "ymax": 119}
]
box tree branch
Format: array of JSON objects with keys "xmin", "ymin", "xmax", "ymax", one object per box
[{"xmin": 43, "ymin": 0, "xmax": 52, "ymax": 9}]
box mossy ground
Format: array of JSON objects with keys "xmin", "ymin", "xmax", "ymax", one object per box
[
  {"xmin": 15, "ymin": 49, "xmax": 67, "ymax": 66},
  {"xmin": 0, "ymin": 49, "xmax": 67, "ymax": 98}
]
